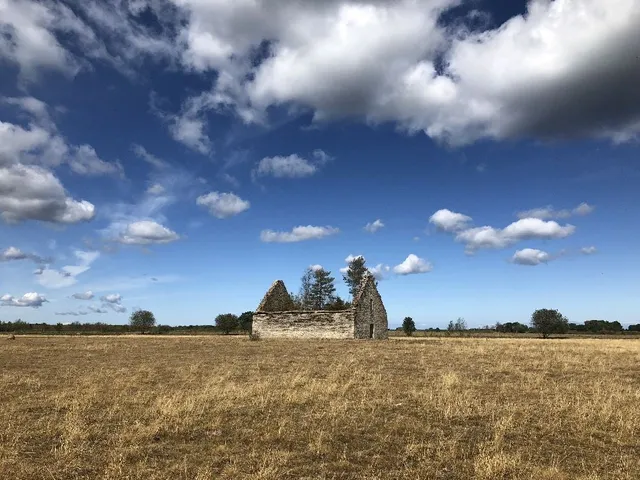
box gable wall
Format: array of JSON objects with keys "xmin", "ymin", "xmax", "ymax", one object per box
[{"xmin": 353, "ymin": 281, "xmax": 388, "ymax": 339}]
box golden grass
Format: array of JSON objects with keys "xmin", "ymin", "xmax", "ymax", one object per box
[{"xmin": 1, "ymin": 336, "xmax": 639, "ymax": 479}]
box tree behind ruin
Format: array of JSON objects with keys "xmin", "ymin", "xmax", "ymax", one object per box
[
  {"xmin": 309, "ymin": 268, "xmax": 336, "ymax": 309},
  {"xmin": 343, "ymin": 256, "xmax": 368, "ymax": 299}
]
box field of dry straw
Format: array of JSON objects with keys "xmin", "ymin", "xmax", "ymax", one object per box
[{"xmin": 1, "ymin": 336, "xmax": 639, "ymax": 479}]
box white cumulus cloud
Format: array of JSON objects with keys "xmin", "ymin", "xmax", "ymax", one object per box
[
  {"xmin": 368, "ymin": 263, "xmax": 391, "ymax": 280},
  {"xmin": 117, "ymin": 220, "xmax": 180, "ymax": 245},
  {"xmin": 260, "ymin": 225, "xmax": 339, "ymax": 243},
  {"xmin": 0, "ymin": 164, "xmax": 95, "ymax": 224},
  {"xmin": 517, "ymin": 202, "xmax": 595, "ymax": 220},
  {"xmin": 511, "ymin": 248, "xmax": 552, "ymax": 266},
  {"xmin": 364, "ymin": 219, "xmax": 385, "ymax": 233},
  {"xmin": 146, "ymin": 183, "xmax": 166, "ymax": 195},
  {"xmin": 101, "ymin": 293, "xmax": 122, "ymax": 304},
  {"xmin": 429, "ymin": 209, "xmax": 472, "ymax": 232},
  {"xmin": 0, "ymin": 246, "xmax": 48, "ymax": 263},
  {"xmin": 432, "ymin": 208, "xmax": 577, "ymax": 254},
  {"xmin": 196, "ymin": 192, "xmax": 250, "ymax": 218},
  {"xmin": 581, "ymin": 246, "xmax": 598, "ymax": 255},
  {"xmin": 393, "ymin": 254, "xmax": 433, "ymax": 275},
  {"xmin": 5, "ymin": 0, "xmax": 640, "ymax": 145},
  {"xmin": 456, "ymin": 218, "xmax": 575, "ymax": 253},
  {"xmin": 1, "ymin": 292, "xmax": 48, "ymax": 308},
  {"xmin": 255, "ymin": 154, "xmax": 317, "ymax": 178},
  {"xmin": 71, "ymin": 291, "xmax": 94, "ymax": 300},
  {"xmin": 98, "ymin": 293, "xmax": 126, "ymax": 313}
]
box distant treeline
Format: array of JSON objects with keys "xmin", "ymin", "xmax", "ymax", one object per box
[
  {"xmin": 494, "ymin": 320, "xmax": 640, "ymax": 334},
  {"xmin": 393, "ymin": 319, "xmax": 640, "ymax": 335},
  {"xmin": 2, "ymin": 319, "xmax": 639, "ymax": 335},
  {"xmin": 0, "ymin": 320, "xmax": 238, "ymax": 335}
]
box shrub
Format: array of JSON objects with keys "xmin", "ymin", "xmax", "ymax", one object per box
[
  {"xmin": 447, "ymin": 317, "xmax": 467, "ymax": 336},
  {"xmin": 402, "ymin": 317, "xmax": 416, "ymax": 336}
]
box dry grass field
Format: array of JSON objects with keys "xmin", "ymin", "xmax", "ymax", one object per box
[{"xmin": 1, "ymin": 336, "xmax": 639, "ymax": 480}]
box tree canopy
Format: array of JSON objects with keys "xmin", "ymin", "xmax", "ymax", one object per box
[
  {"xmin": 343, "ymin": 256, "xmax": 368, "ymax": 299},
  {"xmin": 238, "ymin": 311, "xmax": 254, "ymax": 332},
  {"xmin": 402, "ymin": 317, "xmax": 416, "ymax": 336},
  {"xmin": 129, "ymin": 310, "xmax": 156, "ymax": 333},
  {"xmin": 215, "ymin": 313, "xmax": 239, "ymax": 334},
  {"xmin": 531, "ymin": 309, "xmax": 569, "ymax": 338},
  {"xmin": 310, "ymin": 268, "xmax": 336, "ymax": 309},
  {"xmin": 295, "ymin": 267, "xmax": 315, "ymax": 310}
]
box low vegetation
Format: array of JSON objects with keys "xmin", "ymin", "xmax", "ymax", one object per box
[{"xmin": 1, "ymin": 336, "xmax": 638, "ymax": 479}]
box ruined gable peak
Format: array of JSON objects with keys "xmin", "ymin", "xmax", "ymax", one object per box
[
  {"xmin": 352, "ymin": 272, "xmax": 377, "ymax": 306},
  {"xmin": 257, "ymin": 280, "xmax": 296, "ymax": 312}
]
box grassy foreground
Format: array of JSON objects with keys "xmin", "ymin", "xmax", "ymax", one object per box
[{"xmin": 1, "ymin": 336, "xmax": 639, "ymax": 479}]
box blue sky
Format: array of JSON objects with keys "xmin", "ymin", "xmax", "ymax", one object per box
[{"xmin": 1, "ymin": 0, "xmax": 639, "ymax": 328}]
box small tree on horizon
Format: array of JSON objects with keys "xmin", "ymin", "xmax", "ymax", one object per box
[
  {"xmin": 129, "ymin": 309, "xmax": 156, "ymax": 333},
  {"xmin": 447, "ymin": 317, "xmax": 467, "ymax": 336},
  {"xmin": 531, "ymin": 308, "xmax": 569, "ymax": 339},
  {"xmin": 215, "ymin": 313, "xmax": 239, "ymax": 334},
  {"xmin": 402, "ymin": 317, "xmax": 416, "ymax": 336}
]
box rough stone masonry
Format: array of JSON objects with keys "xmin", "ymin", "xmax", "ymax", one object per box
[{"xmin": 252, "ymin": 273, "xmax": 388, "ymax": 339}]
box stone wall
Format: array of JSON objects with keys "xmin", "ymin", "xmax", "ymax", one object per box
[
  {"xmin": 253, "ymin": 310, "xmax": 355, "ymax": 339},
  {"xmin": 353, "ymin": 275, "xmax": 388, "ymax": 339}
]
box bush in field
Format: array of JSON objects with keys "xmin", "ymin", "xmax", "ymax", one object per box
[
  {"xmin": 584, "ymin": 320, "xmax": 623, "ymax": 333},
  {"xmin": 447, "ymin": 317, "xmax": 467, "ymax": 336},
  {"xmin": 402, "ymin": 317, "xmax": 416, "ymax": 336},
  {"xmin": 531, "ymin": 309, "xmax": 569, "ymax": 339},
  {"xmin": 495, "ymin": 322, "xmax": 529, "ymax": 333},
  {"xmin": 215, "ymin": 313, "xmax": 239, "ymax": 334},
  {"xmin": 129, "ymin": 310, "xmax": 156, "ymax": 333}
]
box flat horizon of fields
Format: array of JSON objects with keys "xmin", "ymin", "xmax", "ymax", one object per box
[{"xmin": 2, "ymin": 336, "xmax": 639, "ymax": 479}]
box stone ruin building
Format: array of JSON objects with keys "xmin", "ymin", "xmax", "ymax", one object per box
[{"xmin": 252, "ymin": 273, "xmax": 388, "ymax": 339}]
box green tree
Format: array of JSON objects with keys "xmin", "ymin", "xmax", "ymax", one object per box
[
  {"xmin": 402, "ymin": 317, "xmax": 416, "ymax": 336},
  {"xmin": 238, "ymin": 311, "xmax": 254, "ymax": 332},
  {"xmin": 296, "ymin": 267, "xmax": 315, "ymax": 310},
  {"xmin": 215, "ymin": 313, "xmax": 239, "ymax": 334},
  {"xmin": 531, "ymin": 308, "xmax": 569, "ymax": 339},
  {"xmin": 343, "ymin": 256, "xmax": 368, "ymax": 299},
  {"xmin": 129, "ymin": 309, "xmax": 156, "ymax": 333},
  {"xmin": 325, "ymin": 296, "xmax": 351, "ymax": 311},
  {"xmin": 310, "ymin": 268, "xmax": 336, "ymax": 309}
]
